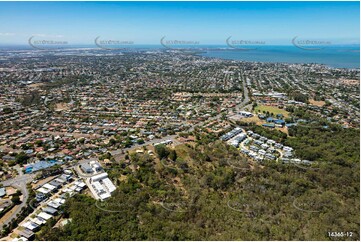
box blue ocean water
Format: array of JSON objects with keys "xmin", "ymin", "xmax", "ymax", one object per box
[{"xmin": 199, "ymin": 45, "xmax": 360, "ymax": 69}]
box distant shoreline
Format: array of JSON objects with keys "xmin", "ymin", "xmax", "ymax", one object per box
[{"xmin": 0, "ymin": 44, "xmax": 359, "ymax": 69}]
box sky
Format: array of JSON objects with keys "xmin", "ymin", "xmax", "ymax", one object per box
[{"xmin": 0, "ymin": 1, "xmax": 359, "ymax": 45}]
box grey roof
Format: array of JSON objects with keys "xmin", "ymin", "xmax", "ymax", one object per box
[
  {"xmin": 49, "ymin": 180, "xmax": 62, "ymax": 187},
  {"xmin": 0, "ymin": 187, "xmax": 6, "ymax": 197},
  {"xmin": 17, "ymin": 229, "xmax": 34, "ymax": 239},
  {"xmin": 42, "ymin": 206, "xmax": 58, "ymax": 214},
  {"xmin": 81, "ymin": 163, "xmax": 92, "ymax": 171}
]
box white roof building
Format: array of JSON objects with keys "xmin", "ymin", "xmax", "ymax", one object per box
[
  {"xmin": 22, "ymin": 221, "xmax": 39, "ymax": 231},
  {"xmin": 43, "ymin": 184, "xmax": 56, "ymax": 191},
  {"xmin": 37, "ymin": 212, "xmax": 53, "ymax": 220},
  {"xmin": 32, "ymin": 217, "xmax": 46, "ymax": 225},
  {"xmin": 92, "ymin": 181, "xmax": 106, "ymax": 193},
  {"xmin": 102, "ymin": 178, "xmax": 116, "ymax": 193},
  {"xmin": 68, "ymin": 185, "xmax": 77, "ymax": 191},
  {"xmin": 86, "ymin": 172, "xmax": 117, "ymax": 200},
  {"xmin": 99, "ymin": 193, "xmax": 111, "ymax": 200},
  {"xmin": 53, "ymin": 198, "xmax": 65, "ymax": 204},
  {"xmin": 62, "ymin": 188, "xmax": 72, "ymax": 193},
  {"xmin": 47, "ymin": 200, "xmax": 61, "ymax": 209},
  {"xmin": 77, "ymin": 182, "xmax": 86, "ymax": 188},
  {"xmin": 91, "ymin": 173, "xmax": 108, "ymax": 182},
  {"xmin": 37, "ymin": 187, "xmax": 50, "ymax": 194}
]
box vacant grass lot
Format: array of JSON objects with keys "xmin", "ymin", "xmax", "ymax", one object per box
[{"xmin": 254, "ymin": 105, "xmax": 289, "ymax": 117}]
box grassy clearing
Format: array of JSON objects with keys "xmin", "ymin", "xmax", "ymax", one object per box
[
  {"xmin": 241, "ymin": 116, "xmax": 264, "ymax": 125},
  {"xmin": 254, "ymin": 105, "xmax": 289, "ymax": 117}
]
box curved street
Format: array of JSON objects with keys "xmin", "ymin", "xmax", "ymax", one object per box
[{"xmin": 0, "ymin": 172, "xmax": 34, "ymax": 230}]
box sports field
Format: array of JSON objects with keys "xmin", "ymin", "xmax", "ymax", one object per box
[{"xmin": 254, "ymin": 105, "xmax": 289, "ymax": 117}]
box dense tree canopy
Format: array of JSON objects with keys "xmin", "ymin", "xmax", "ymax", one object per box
[{"xmin": 37, "ymin": 129, "xmax": 359, "ymax": 241}]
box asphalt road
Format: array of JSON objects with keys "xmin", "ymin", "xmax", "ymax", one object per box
[{"xmin": 234, "ymin": 75, "xmax": 251, "ymax": 112}]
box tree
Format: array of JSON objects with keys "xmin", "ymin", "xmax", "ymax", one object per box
[
  {"xmin": 15, "ymin": 152, "xmax": 29, "ymax": 165},
  {"xmin": 109, "ymin": 138, "xmax": 117, "ymax": 146},
  {"xmin": 169, "ymin": 150, "xmax": 177, "ymax": 161},
  {"xmin": 137, "ymin": 139, "xmax": 145, "ymax": 145},
  {"xmin": 35, "ymin": 140, "xmax": 43, "ymax": 147},
  {"xmin": 11, "ymin": 195, "xmax": 21, "ymax": 205},
  {"xmin": 2, "ymin": 107, "xmax": 13, "ymax": 114},
  {"xmin": 155, "ymin": 145, "xmax": 169, "ymax": 160}
]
